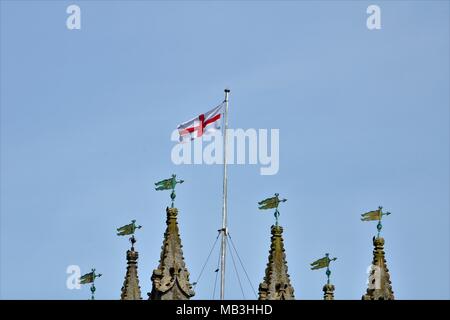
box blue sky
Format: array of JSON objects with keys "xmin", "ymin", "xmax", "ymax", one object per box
[{"xmin": 1, "ymin": 0, "xmax": 449, "ymax": 299}]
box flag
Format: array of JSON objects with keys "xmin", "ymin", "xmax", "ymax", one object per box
[
  {"xmin": 361, "ymin": 209, "xmax": 382, "ymax": 221},
  {"xmin": 79, "ymin": 272, "xmax": 95, "ymax": 284},
  {"xmin": 116, "ymin": 220, "xmax": 141, "ymax": 236},
  {"xmin": 258, "ymin": 194, "xmax": 287, "ymax": 210},
  {"xmin": 155, "ymin": 177, "xmax": 175, "ymax": 191},
  {"xmin": 154, "ymin": 174, "xmax": 183, "ymax": 191},
  {"xmin": 311, "ymin": 255, "xmax": 336, "ymax": 270},
  {"xmin": 310, "ymin": 256, "xmax": 330, "ymax": 270},
  {"xmin": 177, "ymin": 103, "xmax": 224, "ymax": 142}
]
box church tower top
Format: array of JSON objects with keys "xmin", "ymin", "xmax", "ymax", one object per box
[
  {"xmin": 258, "ymin": 225, "xmax": 295, "ymax": 300},
  {"xmin": 149, "ymin": 207, "xmax": 195, "ymax": 300}
]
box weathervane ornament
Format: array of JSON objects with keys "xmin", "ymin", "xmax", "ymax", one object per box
[
  {"xmin": 258, "ymin": 193, "xmax": 287, "ymax": 226},
  {"xmin": 311, "ymin": 253, "xmax": 337, "ymax": 285},
  {"xmin": 117, "ymin": 219, "xmax": 142, "ymax": 250},
  {"xmin": 361, "ymin": 206, "xmax": 391, "ymax": 238},
  {"xmin": 79, "ymin": 268, "xmax": 102, "ymax": 300},
  {"xmin": 155, "ymin": 174, "xmax": 184, "ymax": 208}
]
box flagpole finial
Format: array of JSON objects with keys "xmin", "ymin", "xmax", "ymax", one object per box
[{"xmin": 224, "ymin": 88, "xmax": 230, "ymax": 103}]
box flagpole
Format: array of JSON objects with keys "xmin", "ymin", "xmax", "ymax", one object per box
[{"xmin": 220, "ymin": 88, "xmax": 230, "ymax": 300}]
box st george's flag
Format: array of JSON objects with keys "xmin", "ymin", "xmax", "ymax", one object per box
[{"xmin": 177, "ymin": 102, "xmax": 224, "ymax": 142}]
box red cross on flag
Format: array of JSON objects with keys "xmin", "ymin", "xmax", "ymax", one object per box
[{"xmin": 177, "ymin": 102, "xmax": 225, "ymax": 142}]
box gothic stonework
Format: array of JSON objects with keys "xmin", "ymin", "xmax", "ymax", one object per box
[
  {"xmin": 362, "ymin": 236, "xmax": 394, "ymax": 300},
  {"xmin": 120, "ymin": 248, "xmax": 142, "ymax": 300},
  {"xmin": 149, "ymin": 207, "xmax": 195, "ymax": 300},
  {"xmin": 258, "ymin": 225, "xmax": 295, "ymax": 300},
  {"xmin": 323, "ymin": 283, "xmax": 335, "ymax": 300}
]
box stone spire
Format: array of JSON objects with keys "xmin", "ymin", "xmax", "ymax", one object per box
[
  {"xmin": 258, "ymin": 225, "xmax": 295, "ymax": 300},
  {"xmin": 120, "ymin": 237, "xmax": 142, "ymax": 300},
  {"xmin": 149, "ymin": 207, "xmax": 195, "ymax": 300},
  {"xmin": 362, "ymin": 236, "xmax": 395, "ymax": 300},
  {"xmin": 323, "ymin": 283, "xmax": 335, "ymax": 300}
]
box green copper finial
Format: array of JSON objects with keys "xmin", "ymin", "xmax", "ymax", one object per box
[
  {"xmin": 258, "ymin": 193, "xmax": 287, "ymax": 226},
  {"xmin": 361, "ymin": 206, "xmax": 391, "ymax": 238},
  {"xmin": 79, "ymin": 268, "xmax": 102, "ymax": 300},
  {"xmin": 155, "ymin": 174, "xmax": 184, "ymax": 208},
  {"xmin": 311, "ymin": 253, "xmax": 337, "ymax": 284},
  {"xmin": 117, "ymin": 220, "xmax": 142, "ymax": 250}
]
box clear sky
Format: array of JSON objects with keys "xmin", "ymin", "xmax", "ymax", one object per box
[{"xmin": 1, "ymin": 0, "xmax": 449, "ymax": 300}]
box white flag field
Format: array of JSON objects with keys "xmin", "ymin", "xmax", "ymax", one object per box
[{"xmin": 177, "ymin": 103, "xmax": 225, "ymax": 142}]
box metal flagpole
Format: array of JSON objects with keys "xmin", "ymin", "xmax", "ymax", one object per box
[{"xmin": 220, "ymin": 88, "xmax": 230, "ymax": 300}]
